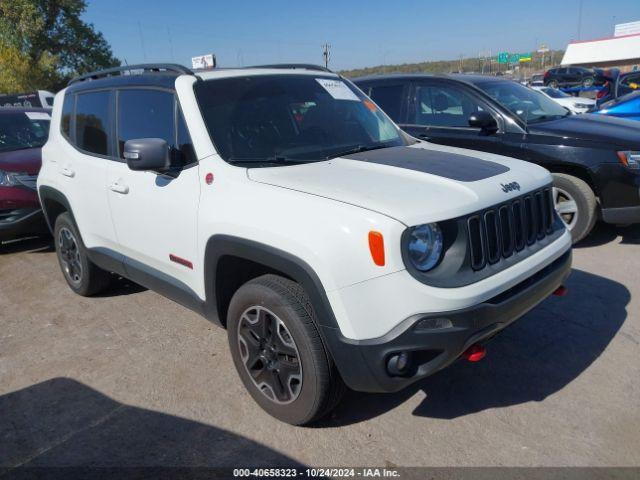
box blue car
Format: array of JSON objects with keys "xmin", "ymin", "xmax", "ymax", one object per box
[{"xmin": 594, "ymin": 91, "xmax": 640, "ymax": 122}]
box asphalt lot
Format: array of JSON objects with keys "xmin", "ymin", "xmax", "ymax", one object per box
[{"xmin": 1, "ymin": 223, "xmax": 639, "ymax": 469}]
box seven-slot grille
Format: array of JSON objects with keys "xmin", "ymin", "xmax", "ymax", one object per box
[{"xmin": 467, "ymin": 187, "xmax": 555, "ymax": 271}]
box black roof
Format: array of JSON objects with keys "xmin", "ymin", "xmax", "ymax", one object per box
[{"xmin": 66, "ymin": 72, "xmax": 182, "ymax": 94}]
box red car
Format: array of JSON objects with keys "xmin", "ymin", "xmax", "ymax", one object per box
[{"xmin": 0, "ymin": 107, "xmax": 51, "ymax": 242}]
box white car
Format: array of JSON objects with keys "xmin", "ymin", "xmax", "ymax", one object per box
[
  {"xmin": 532, "ymin": 86, "xmax": 595, "ymax": 114},
  {"xmin": 38, "ymin": 63, "xmax": 572, "ymax": 425}
]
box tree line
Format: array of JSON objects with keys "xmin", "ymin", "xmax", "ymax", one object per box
[{"xmin": 0, "ymin": 0, "xmax": 119, "ymax": 94}]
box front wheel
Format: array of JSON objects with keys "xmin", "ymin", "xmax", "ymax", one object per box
[
  {"xmin": 552, "ymin": 173, "xmax": 597, "ymax": 243},
  {"xmin": 227, "ymin": 274, "xmax": 344, "ymax": 425}
]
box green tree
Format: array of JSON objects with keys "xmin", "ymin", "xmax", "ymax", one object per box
[{"xmin": 0, "ymin": 0, "xmax": 119, "ymax": 93}]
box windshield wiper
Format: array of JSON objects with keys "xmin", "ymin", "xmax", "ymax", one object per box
[{"xmin": 326, "ymin": 143, "xmax": 390, "ymax": 160}]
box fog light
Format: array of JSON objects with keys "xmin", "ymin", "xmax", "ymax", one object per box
[
  {"xmin": 415, "ymin": 317, "xmax": 453, "ymax": 331},
  {"xmin": 387, "ymin": 351, "xmax": 411, "ymax": 376}
]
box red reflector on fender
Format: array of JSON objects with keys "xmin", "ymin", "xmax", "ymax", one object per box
[{"xmin": 169, "ymin": 254, "xmax": 193, "ymax": 269}]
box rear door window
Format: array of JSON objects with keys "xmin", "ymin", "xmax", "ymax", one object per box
[{"xmin": 75, "ymin": 90, "xmax": 112, "ymax": 156}]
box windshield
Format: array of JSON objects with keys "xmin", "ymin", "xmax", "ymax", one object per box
[
  {"xmin": 0, "ymin": 111, "xmax": 50, "ymax": 153},
  {"xmin": 476, "ymin": 81, "xmax": 570, "ymax": 124},
  {"xmin": 194, "ymin": 74, "xmax": 405, "ymax": 164},
  {"xmin": 541, "ymin": 87, "xmax": 570, "ymax": 99}
]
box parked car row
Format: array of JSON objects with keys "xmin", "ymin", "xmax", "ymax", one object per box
[
  {"xmin": 531, "ymin": 86, "xmax": 595, "ymax": 114},
  {"xmin": 0, "ymin": 107, "xmax": 51, "ymax": 242},
  {"xmin": 2, "ymin": 63, "xmax": 638, "ymax": 427},
  {"xmin": 356, "ymin": 73, "xmax": 640, "ymax": 242}
]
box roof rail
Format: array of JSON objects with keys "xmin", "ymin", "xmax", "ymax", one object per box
[
  {"xmin": 68, "ymin": 63, "xmax": 194, "ymax": 86},
  {"xmin": 248, "ymin": 63, "xmax": 333, "ymax": 73}
]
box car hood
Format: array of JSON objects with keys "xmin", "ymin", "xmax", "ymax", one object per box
[
  {"xmin": 527, "ymin": 114, "xmax": 640, "ymax": 148},
  {"xmin": 0, "ymin": 147, "xmax": 42, "ymax": 175},
  {"xmin": 247, "ymin": 144, "xmax": 552, "ymax": 226}
]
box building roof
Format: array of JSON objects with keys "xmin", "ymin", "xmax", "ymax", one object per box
[{"xmin": 561, "ymin": 33, "xmax": 640, "ymax": 65}]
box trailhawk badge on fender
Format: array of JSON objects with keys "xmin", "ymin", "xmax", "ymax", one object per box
[{"xmin": 501, "ymin": 181, "xmax": 521, "ymax": 193}]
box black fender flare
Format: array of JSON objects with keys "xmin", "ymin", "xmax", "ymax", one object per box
[
  {"xmin": 38, "ymin": 186, "xmax": 76, "ymax": 232},
  {"xmin": 203, "ymin": 234, "xmax": 340, "ymax": 330}
]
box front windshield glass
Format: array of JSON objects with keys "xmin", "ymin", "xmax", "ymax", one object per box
[
  {"xmin": 194, "ymin": 74, "xmax": 405, "ymax": 164},
  {"xmin": 0, "ymin": 112, "xmax": 50, "ymax": 152},
  {"xmin": 541, "ymin": 87, "xmax": 570, "ymax": 99},
  {"xmin": 476, "ymin": 81, "xmax": 570, "ymax": 124}
]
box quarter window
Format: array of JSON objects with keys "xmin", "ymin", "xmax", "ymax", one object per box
[
  {"xmin": 61, "ymin": 93, "xmax": 74, "ymax": 139},
  {"xmin": 75, "ymin": 91, "xmax": 111, "ymax": 155}
]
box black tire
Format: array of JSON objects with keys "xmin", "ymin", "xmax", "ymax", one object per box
[
  {"xmin": 53, "ymin": 212, "xmax": 111, "ymax": 296},
  {"xmin": 548, "ymin": 79, "xmax": 559, "ymax": 89},
  {"xmin": 552, "ymin": 173, "xmax": 597, "ymax": 243},
  {"xmin": 227, "ymin": 274, "xmax": 345, "ymax": 425}
]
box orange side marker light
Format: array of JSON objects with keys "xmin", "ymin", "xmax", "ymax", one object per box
[{"xmin": 368, "ymin": 231, "xmax": 385, "ymax": 266}]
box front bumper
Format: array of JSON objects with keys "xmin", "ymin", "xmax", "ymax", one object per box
[
  {"xmin": 0, "ymin": 208, "xmax": 48, "ymax": 242},
  {"xmin": 322, "ymin": 250, "xmax": 572, "ymax": 393}
]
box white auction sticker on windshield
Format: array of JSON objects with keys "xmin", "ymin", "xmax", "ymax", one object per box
[
  {"xmin": 316, "ymin": 78, "xmax": 360, "ymax": 101},
  {"xmin": 24, "ymin": 112, "xmax": 51, "ymax": 121}
]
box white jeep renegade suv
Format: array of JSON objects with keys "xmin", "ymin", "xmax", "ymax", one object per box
[{"xmin": 38, "ymin": 64, "xmax": 572, "ymax": 425}]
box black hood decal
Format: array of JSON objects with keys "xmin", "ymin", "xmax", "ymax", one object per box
[{"xmin": 344, "ymin": 146, "xmax": 509, "ymax": 182}]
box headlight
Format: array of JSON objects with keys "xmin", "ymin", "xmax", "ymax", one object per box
[
  {"xmin": 407, "ymin": 223, "xmax": 443, "ymax": 271},
  {"xmin": 0, "ymin": 170, "xmax": 27, "ymax": 187},
  {"xmin": 617, "ymin": 151, "xmax": 640, "ymax": 170}
]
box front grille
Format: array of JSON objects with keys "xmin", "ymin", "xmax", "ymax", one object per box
[{"xmin": 468, "ymin": 187, "xmax": 555, "ymax": 271}]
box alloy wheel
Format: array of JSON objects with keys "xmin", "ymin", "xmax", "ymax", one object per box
[
  {"xmin": 553, "ymin": 186, "xmax": 579, "ymax": 230},
  {"xmin": 237, "ymin": 306, "xmax": 302, "ymax": 404},
  {"xmin": 58, "ymin": 227, "xmax": 83, "ymax": 286}
]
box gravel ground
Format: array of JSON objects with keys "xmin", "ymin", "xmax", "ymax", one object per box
[{"xmin": 1, "ymin": 223, "xmax": 639, "ymax": 470}]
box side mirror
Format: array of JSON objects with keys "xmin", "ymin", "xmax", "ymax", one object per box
[
  {"xmin": 123, "ymin": 138, "xmax": 171, "ymax": 172},
  {"xmin": 468, "ymin": 111, "xmax": 498, "ymax": 133}
]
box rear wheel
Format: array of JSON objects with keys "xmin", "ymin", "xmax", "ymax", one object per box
[
  {"xmin": 552, "ymin": 173, "xmax": 597, "ymax": 243},
  {"xmin": 548, "ymin": 79, "xmax": 559, "ymax": 89},
  {"xmin": 227, "ymin": 274, "xmax": 345, "ymax": 425},
  {"xmin": 583, "ymin": 77, "xmax": 594, "ymax": 87},
  {"xmin": 54, "ymin": 213, "xmax": 111, "ymax": 296}
]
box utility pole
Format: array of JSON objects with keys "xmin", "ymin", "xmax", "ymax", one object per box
[
  {"xmin": 137, "ymin": 21, "xmax": 147, "ymax": 61},
  {"xmin": 322, "ymin": 43, "xmax": 331, "ymax": 69},
  {"xmin": 167, "ymin": 26, "xmax": 174, "ymax": 61},
  {"xmin": 577, "ymin": 0, "xmax": 584, "ymax": 40}
]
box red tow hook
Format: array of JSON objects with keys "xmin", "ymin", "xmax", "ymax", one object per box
[
  {"xmin": 462, "ymin": 344, "xmax": 486, "ymax": 362},
  {"xmin": 553, "ymin": 285, "xmax": 568, "ymax": 297}
]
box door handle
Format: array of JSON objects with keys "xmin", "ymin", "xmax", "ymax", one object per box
[
  {"xmin": 418, "ymin": 133, "xmax": 431, "ymax": 140},
  {"xmin": 109, "ymin": 182, "xmax": 129, "ymax": 194},
  {"xmin": 60, "ymin": 167, "xmax": 75, "ymax": 178}
]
